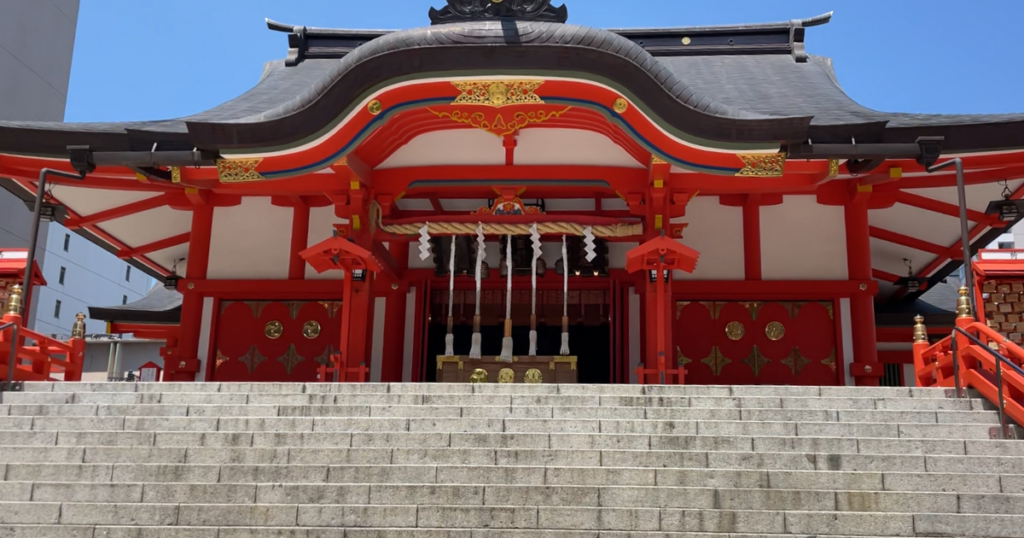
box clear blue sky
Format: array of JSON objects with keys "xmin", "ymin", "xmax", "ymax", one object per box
[{"xmin": 65, "ymin": 0, "xmax": 1023, "ymax": 122}]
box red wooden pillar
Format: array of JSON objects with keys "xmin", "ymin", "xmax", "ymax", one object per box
[
  {"xmin": 743, "ymin": 196, "xmax": 762, "ymax": 280},
  {"xmin": 380, "ymin": 241, "xmax": 409, "ymax": 383},
  {"xmin": 288, "ymin": 203, "xmax": 310, "ymax": 280},
  {"xmin": 171, "ymin": 203, "xmax": 213, "ymax": 381},
  {"xmin": 845, "ymin": 190, "xmax": 880, "ymax": 385}
]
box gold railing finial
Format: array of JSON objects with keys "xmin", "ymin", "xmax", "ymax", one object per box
[
  {"xmin": 3, "ymin": 284, "xmax": 23, "ymax": 315},
  {"xmin": 956, "ymin": 287, "xmax": 972, "ymax": 319},
  {"xmin": 913, "ymin": 314, "xmax": 928, "ymax": 343},
  {"xmin": 71, "ymin": 313, "xmax": 86, "ymax": 339}
]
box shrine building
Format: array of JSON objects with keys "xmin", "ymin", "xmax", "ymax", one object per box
[{"xmin": 2, "ymin": 0, "xmax": 1024, "ymax": 387}]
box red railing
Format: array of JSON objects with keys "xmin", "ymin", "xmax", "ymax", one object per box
[
  {"xmin": 0, "ymin": 316, "xmax": 84, "ymax": 383},
  {"xmin": 914, "ymin": 289, "xmax": 1024, "ymax": 436},
  {"xmin": 316, "ymin": 354, "xmax": 369, "ymax": 383}
]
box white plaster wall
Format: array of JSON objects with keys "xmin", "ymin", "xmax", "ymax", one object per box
[
  {"xmin": 402, "ymin": 289, "xmax": 416, "ymax": 383},
  {"xmin": 370, "ymin": 296, "xmax": 386, "ymax": 382},
  {"xmin": 305, "ymin": 206, "xmax": 347, "ymax": 280},
  {"xmin": 515, "ymin": 129, "xmax": 645, "ymax": 168},
  {"xmin": 49, "ymin": 186, "xmax": 161, "ymax": 217},
  {"xmin": 208, "ymin": 198, "xmax": 291, "ymax": 280},
  {"xmin": 100, "ymin": 206, "xmax": 192, "ymax": 250},
  {"xmin": 840, "ymin": 298, "xmax": 854, "ymax": 386},
  {"xmin": 761, "ymin": 196, "xmax": 848, "ymax": 280},
  {"xmin": 673, "ymin": 197, "xmax": 744, "ymax": 280},
  {"xmin": 378, "ymin": 130, "xmax": 503, "ymax": 168}
]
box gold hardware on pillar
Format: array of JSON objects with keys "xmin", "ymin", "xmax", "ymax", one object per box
[
  {"xmin": 3, "ymin": 284, "xmax": 23, "ymax": 315},
  {"xmin": 913, "ymin": 315, "xmax": 928, "ymax": 343},
  {"xmin": 956, "ymin": 287, "xmax": 972, "ymax": 318},
  {"xmin": 71, "ymin": 313, "xmax": 86, "ymax": 339},
  {"xmin": 469, "ymin": 369, "xmax": 488, "ymax": 383},
  {"xmin": 498, "ymin": 368, "xmax": 515, "ymax": 383}
]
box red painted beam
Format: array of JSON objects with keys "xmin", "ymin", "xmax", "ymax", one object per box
[
  {"xmin": 65, "ymin": 193, "xmax": 180, "ymax": 229},
  {"xmin": 895, "ymin": 191, "xmax": 992, "ymax": 223},
  {"xmin": 872, "ymin": 269, "xmax": 902, "ymax": 283},
  {"xmin": 869, "ymin": 226, "xmax": 950, "ymax": 256},
  {"xmin": 117, "ymin": 233, "xmax": 190, "ymax": 259}
]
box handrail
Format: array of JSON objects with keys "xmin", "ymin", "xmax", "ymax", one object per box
[
  {"xmin": 951, "ymin": 326, "xmax": 1022, "ymax": 439},
  {"xmin": 1, "ymin": 321, "xmax": 17, "ymax": 392}
]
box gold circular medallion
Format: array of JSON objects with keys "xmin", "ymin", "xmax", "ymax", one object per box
[
  {"xmin": 302, "ymin": 321, "xmax": 321, "ymax": 340},
  {"xmin": 469, "ymin": 369, "xmax": 488, "ymax": 383},
  {"xmin": 498, "ymin": 368, "xmax": 515, "ymax": 384},
  {"xmin": 765, "ymin": 321, "xmax": 786, "ymax": 341},
  {"xmin": 681, "ymin": 36, "xmax": 692, "ymax": 45},
  {"xmin": 524, "ymin": 368, "xmax": 543, "ymax": 384},
  {"xmin": 612, "ymin": 98, "xmax": 629, "ymax": 114},
  {"xmin": 725, "ymin": 321, "xmax": 745, "ymax": 341},
  {"xmin": 265, "ymin": 321, "xmax": 283, "ymax": 340},
  {"xmin": 367, "ymin": 100, "xmax": 382, "ymax": 115}
]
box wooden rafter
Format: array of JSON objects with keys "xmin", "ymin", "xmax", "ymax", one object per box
[
  {"xmin": 64, "ymin": 193, "xmax": 182, "ymax": 229},
  {"xmin": 869, "ymin": 226, "xmax": 950, "ymax": 257}
]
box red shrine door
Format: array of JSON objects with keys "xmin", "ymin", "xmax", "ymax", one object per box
[
  {"xmin": 675, "ymin": 300, "xmax": 839, "ymax": 385},
  {"xmin": 212, "ymin": 300, "xmax": 342, "ymax": 382}
]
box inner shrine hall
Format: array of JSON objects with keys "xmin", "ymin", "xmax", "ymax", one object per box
[{"xmin": 3, "ymin": 0, "xmax": 1024, "ymax": 387}]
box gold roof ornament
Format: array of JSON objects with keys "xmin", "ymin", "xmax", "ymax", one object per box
[
  {"xmin": 735, "ymin": 153, "xmax": 785, "ymax": 177},
  {"xmin": 956, "ymin": 287, "xmax": 972, "ymax": 319},
  {"xmin": 216, "ymin": 158, "xmax": 264, "ymax": 183},
  {"xmin": 3, "ymin": 284, "xmax": 23, "ymax": 315},
  {"xmin": 451, "ymin": 80, "xmax": 545, "ymax": 107},
  {"xmin": 913, "ymin": 315, "xmax": 928, "ymax": 343},
  {"xmin": 71, "ymin": 313, "xmax": 86, "ymax": 339}
]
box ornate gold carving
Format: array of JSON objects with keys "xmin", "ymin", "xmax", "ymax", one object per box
[
  {"xmin": 824, "ymin": 302, "xmax": 834, "ymax": 320},
  {"xmin": 367, "ymin": 100, "xmax": 382, "ymax": 115},
  {"xmin": 318, "ymin": 301, "xmax": 342, "ymax": 319},
  {"xmin": 822, "ymin": 349, "xmax": 837, "ymax": 373},
  {"xmin": 913, "ymin": 315, "xmax": 928, "ymax": 343},
  {"xmin": 215, "ymin": 350, "xmax": 230, "ymax": 369},
  {"xmin": 277, "ymin": 344, "xmax": 304, "ymax": 375},
  {"xmin": 781, "ymin": 348, "xmax": 811, "ymax": 376},
  {"xmin": 264, "ymin": 321, "xmax": 283, "ymax": 340},
  {"xmin": 217, "ymin": 159, "xmax": 264, "ymax": 183},
  {"xmin": 765, "ymin": 321, "xmax": 786, "ymax": 341},
  {"xmin": 469, "ymin": 368, "xmax": 488, "ymax": 383},
  {"xmin": 524, "ymin": 368, "xmax": 544, "ymax": 384},
  {"xmin": 701, "ymin": 347, "xmax": 730, "ymax": 376},
  {"xmin": 437, "ymin": 355, "xmax": 464, "ymax": 370},
  {"xmin": 3, "ymin": 284, "xmax": 23, "ymax": 315},
  {"xmin": 239, "ymin": 345, "xmax": 266, "ymax": 374},
  {"xmin": 681, "ymin": 36, "xmax": 691, "ymax": 45},
  {"xmin": 285, "ymin": 302, "xmax": 302, "ymax": 320},
  {"xmin": 676, "ymin": 346, "xmax": 691, "ymax": 367},
  {"xmin": 700, "ymin": 301, "xmax": 724, "ymax": 320},
  {"xmin": 742, "ymin": 301, "xmax": 764, "ymax": 320},
  {"xmin": 725, "ymin": 322, "xmax": 745, "ymax": 341},
  {"xmin": 742, "ymin": 346, "xmax": 770, "ymax": 377},
  {"xmin": 427, "ymin": 107, "xmax": 571, "ymax": 138},
  {"xmin": 651, "ymin": 155, "xmax": 667, "ymax": 165},
  {"xmin": 676, "ymin": 301, "xmax": 690, "ymax": 320},
  {"xmin": 70, "ymin": 313, "xmax": 86, "ymax": 339},
  {"xmin": 736, "ymin": 153, "xmax": 785, "ymax": 177},
  {"xmin": 170, "ymin": 167, "xmax": 181, "ymax": 184},
  {"xmin": 613, "ymin": 98, "xmax": 629, "ymax": 113},
  {"xmin": 302, "ymin": 321, "xmax": 321, "ymax": 340},
  {"xmin": 451, "ymin": 80, "xmax": 545, "ymax": 107},
  {"xmin": 498, "ymin": 368, "xmax": 515, "ymax": 383},
  {"xmin": 245, "ymin": 301, "xmax": 269, "ymax": 318},
  {"xmin": 956, "ymin": 287, "xmax": 972, "ymax": 318},
  {"xmin": 549, "ymin": 356, "xmax": 577, "ymax": 371},
  {"xmin": 313, "ymin": 346, "xmax": 333, "ymax": 366},
  {"xmin": 827, "ymin": 159, "xmax": 839, "ymax": 178}
]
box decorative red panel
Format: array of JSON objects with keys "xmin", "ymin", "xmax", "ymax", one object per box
[
  {"xmin": 213, "ymin": 300, "xmax": 341, "ymax": 383},
  {"xmin": 674, "ymin": 299, "xmax": 838, "ymax": 386}
]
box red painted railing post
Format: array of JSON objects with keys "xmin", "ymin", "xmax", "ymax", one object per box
[{"xmin": 911, "ymin": 315, "xmax": 930, "ymax": 387}]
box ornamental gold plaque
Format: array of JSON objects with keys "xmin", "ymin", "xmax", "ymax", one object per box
[
  {"xmin": 451, "ymin": 80, "xmax": 545, "ymax": 107},
  {"xmin": 524, "ymin": 368, "xmax": 543, "ymax": 384},
  {"xmin": 613, "ymin": 98, "xmax": 629, "ymax": 113},
  {"xmin": 264, "ymin": 321, "xmax": 283, "ymax": 340},
  {"xmin": 765, "ymin": 321, "xmax": 786, "ymax": 341},
  {"xmin": 725, "ymin": 321, "xmax": 745, "ymax": 341},
  {"xmin": 498, "ymin": 368, "xmax": 515, "ymax": 383},
  {"xmin": 469, "ymin": 369, "xmax": 488, "ymax": 383},
  {"xmin": 367, "ymin": 100, "xmax": 382, "ymax": 115},
  {"xmin": 217, "ymin": 158, "xmax": 264, "ymax": 183},
  {"xmin": 735, "ymin": 153, "xmax": 785, "ymax": 177},
  {"xmin": 302, "ymin": 321, "xmax": 321, "ymax": 340}
]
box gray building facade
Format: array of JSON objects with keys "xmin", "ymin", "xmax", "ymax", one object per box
[{"xmin": 0, "ymin": 1, "xmax": 154, "ymax": 344}]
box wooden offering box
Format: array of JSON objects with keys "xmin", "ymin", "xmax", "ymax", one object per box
[{"xmin": 437, "ymin": 356, "xmax": 578, "ymax": 384}]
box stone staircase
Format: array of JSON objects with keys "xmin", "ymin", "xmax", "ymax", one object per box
[{"xmin": 1, "ymin": 382, "xmax": 1023, "ymax": 537}]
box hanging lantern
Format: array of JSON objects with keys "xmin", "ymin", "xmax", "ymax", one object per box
[
  {"xmin": 894, "ymin": 258, "xmax": 923, "ymax": 293},
  {"xmin": 986, "ymin": 180, "xmax": 1024, "ymax": 223}
]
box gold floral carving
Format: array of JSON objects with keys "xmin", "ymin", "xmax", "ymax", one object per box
[
  {"xmin": 215, "ymin": 350, "xmax": 230, "ymax": 369},
  {"xmin": 735, "ymin": 153, "xmax": 785, "ymax": 177},
  {"xmin": 287, "ymin": 302, "xmax": 303, "ymax": 320},
  {"xmin": 701, "ymin": 347, "xmax": 730, "ymax": 376},
  {"xmin": 700, "ymin": 301, "xmax": 724, "ymax": 320},
  {"xmin": 277, "ymin": 344, "xmax": 305, "ymax": 375},
  {"xmin": 265, "ymin": 321, "xmax": 283, "ymax": 340},
  {"xmin": 741, "ymin": 301, "xmax": 764, "ymax": 320},
  {"xmin": 725, "ymin": 322, "xmax": 745, "ymax": 341},
  {"xmin": 765, "ymin": 321, "xmax": 786, "ymax": 341},
  {"xmin": 781, "ymin": 348, "xmax": 811, "ymax": 376},
  {"xmin": 469, "ymin": 369, "xmax": 488, "ymax": 383},
  {"xmin": 825, "ymin": 302, "xmax": 834, "ymax": 319},
  {"xmin": 217, "ymin": 158, "xmax": 264, "ymax": 183},
  {"xmin": 318, "ymin": 301, "xmax": 342, "ymax": 319},
  {"xmin": 827, "ymin": 159, "xmax": 840, "ymax": 178},
  {"xmin": 302, "ymin": 321, "xmax": 321, "ymax": 340},
  {"xmin": 427, "ymin": 107, "xmax": 571, "ymax": 138},
  {"xmin": 238, "ymin": 345, "xmax": 266, "ymax": 374},
  {"xmin": 244, "ymin": 301, "xmax": 269, "ymax": 318},
  {"xmin": 613, "ymin": 98, "xmax": 629, "ymax": 113},
  {"xmin": 676, "ymin": 346, "xmax": 691, "ymax": 367},
  {"xmin": 170, "ymin": 167, "xmax": 181, "ymax": 184},
  {"xmin": 676, "ymin": 301, "xmax": 690, "ymax": 320},
  {"xmin": 498, "ymin": 368, "xmax": 515, "ymax": 384},
  {"xmin": 822, "ymin": 349, "xmax": 837, "ymax": 373},
  {"xmin": 524, "ymin": 368, "xmax": 544, "ymax": 384},
  {"xmin": 742, "ymin": 346, "xmax": 770, "ymax": 377},
  {"xmin": 451, "ymin": 80, "xmax": 545, "ymax": 107},
  {"xmin": 313, "ymin": 346, "xmax": 334, "ymax": 366}
]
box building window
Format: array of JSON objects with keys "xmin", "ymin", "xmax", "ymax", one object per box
[
  {"xmin": 122, "ymin": 295, "xmax": 128, "ymax": 305},
  {"xmin": 125, "ymin": 265, "xmax": 131, "ymax": 282},
  {"xmin": 58, "ymin": 267, "xmax": 65, "ymax": 285},
  {"xmin": 53, "ymin": 300, "xmax": 61, "ymax": 319},
  {"xmin": 62, "ymin": 234, "xmax": 70, "ymax": 252},
  {"xmin": 999, "ymin": 241, "xmax": 1015, "ymax": 250}
]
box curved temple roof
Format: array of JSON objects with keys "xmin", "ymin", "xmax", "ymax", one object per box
[{"xmin": 0, "ymin": 7, "xmax": 1022, "ymax": 156}]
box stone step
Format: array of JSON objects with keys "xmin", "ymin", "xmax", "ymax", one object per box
[
  {"xmin": 6, "ymin": 430, "xmax": 1018, "ymax": 455},
  {"xmin": 0, "ymin": 530, "xmax": 1017, "ymax": 538},
  {"xmin": 2, "ymin": 503, "xmax": 1024, "ymax": 535}
]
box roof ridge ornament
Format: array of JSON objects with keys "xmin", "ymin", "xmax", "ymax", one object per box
[{"xmin": 429, "ymin": 0, "xmax": 568, "ymax": 25}]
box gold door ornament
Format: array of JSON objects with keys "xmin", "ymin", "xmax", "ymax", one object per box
[
  {"xmin": 469, "ymin": 369, "xmax": 488, "ymax": 383},
  {"xmin": 701, "ymin": 347, "xmax": 731, "ymax": 376},
  {"xmin": 277, "ymin": 344, "xmax": 305, "ymax": 375},
  {"xmin": 765, "ymin": 321, "xmax": 786, "ymax": 341},
  {"xmin": 524, "ymin": 369, "xmax": 543, "ymax": 384},
  {"xmin": 781, "ymin": 349, "xmax": 811, "ymax": 376},
  {"xmin": 238, "ymin": 345, "xmax": 267, "ymax": 374},
  {"xmin": 725, "ymin": 322, "xmax": 745, "ymax": 341},
  {"xmin": 498, "ymin": 368, "xmax": 515, "ymax": 384},
  {"xmin": 302, "ymin": 321, "xmax": 321, "ymax": 340},
  {"xmin": 264, "ymin": 321, "xmax": 284, "ymax": 340}
]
